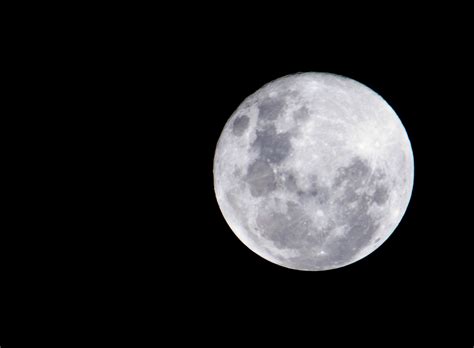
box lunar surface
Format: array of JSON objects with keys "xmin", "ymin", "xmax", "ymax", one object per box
[{"xmin": 213, "ymin": 72, "xmax": 414, "ymax": 271}]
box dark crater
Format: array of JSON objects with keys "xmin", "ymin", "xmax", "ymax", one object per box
[
  {"xmin": 293, "ymin": 106, "xmax": 309, "ymax": 121},
  {"xmin": 258, "ymin": 97, "xmax": 285, "ymax": 121},
  {"xmin": 373, "ymin": 184, "xmax": 389, "ymax": 205},
  {"xmin": 256, "ymin": 201, "xmax": 317, "ymax": 250},
  {"xmin": 333, "ymin": 157, "xmax": 371, "ymax": 188},
  {"xmin": 252, "ymin": 125, "xmax": 292, "ymax": 164},
  {"xmin": 232, "ymin": 115, "xmax": 249, "ymax": 136},
  {"xmin": 245, "ymin": 159, "xmax": 276, "ymax": 197}
]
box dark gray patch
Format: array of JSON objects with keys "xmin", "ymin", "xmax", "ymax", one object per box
[
  {"xmin": 256, "ymin": 202, "xmax": 316, "ymax": 250},
  {"xmin": 373, "ymin": 185, "xmax": 389, "ymax": 205},
  {"xmin": 245, "ymin": 160, "xmax": 276, "ymax": 197},
  {"xmin": 338, "ymin": 192, "xmax": 371, "ymax": 222},
  {"xmin": 286, "ymin": 90, "xmax": 300, "ymax": 99},
  {"xmin": 347, "ymin": 211, "xmax": 378, "ymax": 238},
  {"xmin": 341, "ymin": 187, "xmax": 359, "ymax": 203},
  {"xmin": 374, "ymin": 237, "xmax": 381, "ymax": 243},
  {"xmin": 314, "ymin": 186, "xmax": 330, "ymax": 204},
  {"xmin": 294, "ymin": 106, "xmax": 309, "ymax": 121},
  {"xmin": 325, "ymin": 216, "xmax": 379, "ymax": 266},
  {"xmin": 283, "ymin": 173, "xmax": 298, "ymax": 192},
  {"xmin": 258, "ymin": 97, "xmax": 285, "ymax": 121},
  {"xmin": 333, "ymin": 157, "xmax": 371, "ymax": 188},
  {"xmin": 324, "ymin": 180, "xmax": 381, "ymax": 266},
  {"xmin": 253, "ymin": 125, "xmax": 292, "ymax": 164},
  {"xmin": 232, "ymin": 168, "xmax": 242, "ymax": 177},
  {"xmin": 297, "ymin": 187, "xmax": 318, "ymax": 198},
  {"xmin": 232, "ymin": 115, "xmax": 249, "ymax": 136},
  {"xmin": 294, "ymin": 176, "xmax": 329, "ymax": 204}
]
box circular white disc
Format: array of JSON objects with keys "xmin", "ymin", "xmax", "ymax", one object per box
[{"xmin": 213, "ymin": 72, "xmax": 414, "ymax": 271}]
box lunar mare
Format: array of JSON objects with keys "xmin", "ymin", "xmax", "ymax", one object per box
[{"xmin": 213, "ymin": 72, "xmax": 414, "ymax": 271}]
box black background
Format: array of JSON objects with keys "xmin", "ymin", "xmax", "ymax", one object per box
[
  {"xmin": 160, "ymin": 13, "xmax": 471, "ymax": 343},
  {"xmin": 1, "ymin": 4, "xmax": 471, "ymax": 346}
]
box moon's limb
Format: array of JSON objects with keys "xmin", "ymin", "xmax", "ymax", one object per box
[{"xmin": 214, "ymin": 72, "xmax": 414, "ymax": 271}]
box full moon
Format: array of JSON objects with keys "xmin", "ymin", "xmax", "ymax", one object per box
[{"xmin": 213, "ymin": 72, "xmax": 414, "ymax": 271}]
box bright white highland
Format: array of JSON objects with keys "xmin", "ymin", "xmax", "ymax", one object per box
[{"xmin": 213, "ymin": 72, "xmax": 414, "ymax": 271}]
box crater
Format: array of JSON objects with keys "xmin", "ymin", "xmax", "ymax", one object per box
[
  {"xmin": 258, "ymin": 97, "xmax": 285, "ymax": 121},
  {"xmin": 325, "ymin": 214, "xmax": 379, "ymax": 266},
  {"xmin": 245, "ymin": 160, "xmax": 276, "ymax": 197},
  {"xmin": 293, "ymin": 106, "xmax": 309, "ymax": 121},
  {"xmin": 252, "ymin": 125, "xmax": 292, "ymax": 164},
  {"xmin": 282, "ymin": 172, "xmax": 298, "ymax": 192},
  {"xmin": 295, "ymin": 178, "xmax": 329, "ymax": 204},
  {"xmin": 333, "ymin": 157, "xmax": 371, "ymax": 188},
  {"xmin": 297, "ymin": 187, "xmax": 319, "ymax": 198},
  {"xmin": 256, "ymin": 201, "xmax": 316, "ymax": 250},
  {"xmin": 373, "ymin": 185, "xmax": 389, "ymax": 205},
  {"xmin": 232, "ymin": 115, "xmax": 249, "ymax": 136}
]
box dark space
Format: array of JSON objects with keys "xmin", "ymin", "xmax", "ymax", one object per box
[
  {"xmin": 158, "ymin": 15, "xmax": 470, "ymax": 344},
  {"xmin": 0, "ymin": 4, "xmax": 471, "ymax": 346},
  {"xmin": 160, "ymin": 17, "xmax": 470, "ymax": 344}
]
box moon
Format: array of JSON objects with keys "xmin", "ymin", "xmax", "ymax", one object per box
[{"xmin": 213, "ymin": 72, "xmax": 414, "ymax": 271}]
